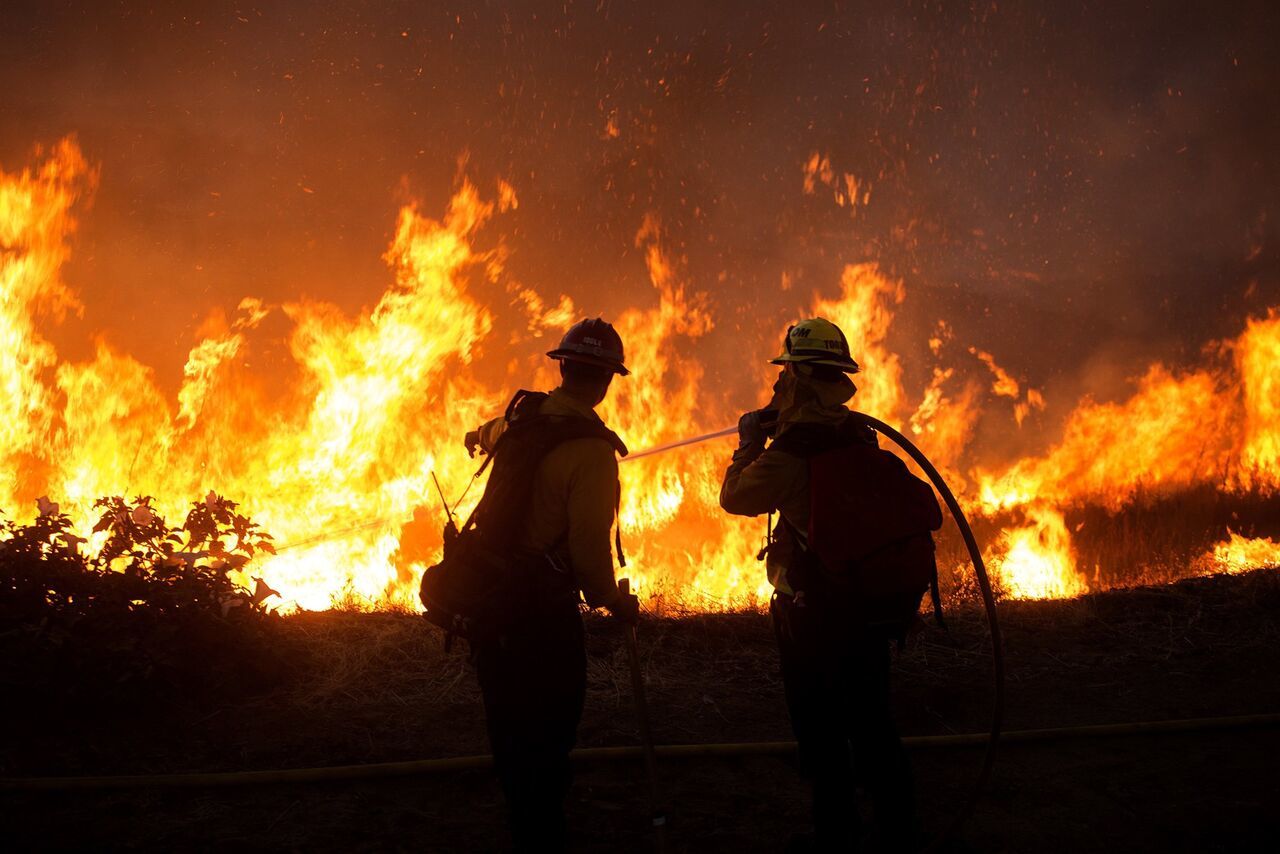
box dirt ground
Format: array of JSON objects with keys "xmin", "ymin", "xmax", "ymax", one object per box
[{"xmin": 3, "ymin": 569, "xmax": 1279, "ymax": 852}]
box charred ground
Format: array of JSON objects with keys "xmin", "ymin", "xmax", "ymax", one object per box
[{"xmin": 3, "ymin": 569, "xmax": 1279, "ymax": 853}]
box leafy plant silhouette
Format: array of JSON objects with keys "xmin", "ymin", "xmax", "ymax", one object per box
[{"xmin": 1, "ymin": 493, "xmax": 288, "ymax": 706}]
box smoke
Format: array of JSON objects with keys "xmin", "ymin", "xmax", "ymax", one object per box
[{"xmin": 1, "ymin": 0, "xmax": 1278, "ymax": 428}]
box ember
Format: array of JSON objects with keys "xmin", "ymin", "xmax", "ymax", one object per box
[
  {"xmin": 1, "ymin": 139, "xmax": 1275, "ymax": 610},
  {"xmin": 1, "ymin": 3, "xmax": 1276, "ymax": 612}
]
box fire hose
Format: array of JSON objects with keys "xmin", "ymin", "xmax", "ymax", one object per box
[
  {"xmin": 4, "ymin": 713, "xmax": 1276, "ymax": 792},
  {"xmin": 625, "ymin": 414, "xmax": 1006, "ymax": 848},
  {"xmin": 7, "ymin": 414, "xmax": 1275, "ymax": 849},
  {"xmin": 269, "ymin": 413, "xmax": 1004, "ymax": 845},
  {"xmin": 849, "ymin": 412, "xmax": 1004, "ymax": 852},
  {"xmin": 269, "ymin": 412, "xmax": 1004, "ymax": 846},
  {"xmin": 271, "ymin": 428, "xmax": 737, "ymax": 553},
  {"xmin": 650, "ymin": 415, "xmax": 1005, "ymax": 850},
  {"xmin": 613, "ymin": 414, "xmax": 1005, "ymax": 849}
]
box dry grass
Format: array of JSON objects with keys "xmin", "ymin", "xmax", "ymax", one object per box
[
  {"xmin": 929, "ymin": 484, "xmax": 1280, "ymax": 600},
  {"xmin": 1068, "ymin": 485, "xmax": 1280, "ymax": 587},
  {"xmin": 4, "ymin": 568, "xmax": 1279, "ymax": 852},
  {"xmin": 277, "ymin": 563, "xmax": 1280, "ymax": 714},
  {"xmin": 283, "ymin": 611, "xmax": 477, "ymax": 710},
  {"xmin": 257, "ymin": 567, "xmax": 1280, "ymax": 757},
  {"xmin": 5, "ymin": 566, "xmax": 1276, "ymax": 778}
]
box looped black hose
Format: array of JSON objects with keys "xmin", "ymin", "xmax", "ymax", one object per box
[{"xmin": 850, "ymin": 412, "xmax": 1006, "ymax": 852}]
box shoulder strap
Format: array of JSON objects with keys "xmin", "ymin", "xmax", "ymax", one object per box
[
  {"xmin": 505, "ymin": 389, "xmax": 549, "ymax": 422},
  {"xmin": 465, "ymin": 390, "xmax": 627, "ymax": 559},
  {"xmin": 545, "ymin": 417, "xmax": 629, "ymax": 457},
  {"xmin": 769, "ymin": 415, "xmax": 876, "ymax": 459},
  {"xmin": 496, "ymin": 389, "xmax": 629, "ymax": 456}
]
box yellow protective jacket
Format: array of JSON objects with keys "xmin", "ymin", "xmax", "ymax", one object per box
[
  {"xmin": 473, "ymin": 387, "xmax": 624, "ymax": 609},
  {"xmin": 719, "ymin": 439, "xmax": 811, "ymax": 595},
  {"xmin": 719, "ymin": 371, "xmax": 859, "ymax": 594}
]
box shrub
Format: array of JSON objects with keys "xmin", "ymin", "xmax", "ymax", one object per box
[{"xmin": 0, "ymin": 493, "xmax": 292, "ymax": 709}]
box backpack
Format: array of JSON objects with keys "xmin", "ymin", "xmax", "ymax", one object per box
[
  {"xmin": 418, "ymin": 390, "xmax": 626, "ymax": 643},
  {"xmin": 773, "ymin": 417, "xmax": 945, "ymax": 641}
]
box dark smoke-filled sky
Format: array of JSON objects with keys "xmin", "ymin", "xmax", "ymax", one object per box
[{"xmin": 3, "ymin": 1, "xmax": 1278, "ymax": 445}]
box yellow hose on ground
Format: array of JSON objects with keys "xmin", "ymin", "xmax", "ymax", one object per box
[{"xmin": 3, "ymin": 713, "xmax": 1276, "ymax": 792}]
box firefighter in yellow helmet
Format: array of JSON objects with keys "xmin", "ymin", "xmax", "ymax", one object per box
[
  {"xmin": 720, "ymin": 318, "xmax": 918, "ymax": 852},
  {"xmin": 437, "ymin": 318, "xmax": 640, "ymax": 851}
]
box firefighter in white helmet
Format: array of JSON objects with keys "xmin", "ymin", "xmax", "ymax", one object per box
[{"xmin": 720, "ymin": 317, "xmax": 919, "ymax": 853}]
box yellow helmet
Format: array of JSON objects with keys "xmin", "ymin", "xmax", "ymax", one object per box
[{"xmin": 770, "ymin": 317, "xmax": 861, "ymax": 373}]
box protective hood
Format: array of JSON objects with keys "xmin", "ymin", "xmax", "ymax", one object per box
[{"xmin": 769, "ymin": 367, "xmax": 858, "ymax": 433}]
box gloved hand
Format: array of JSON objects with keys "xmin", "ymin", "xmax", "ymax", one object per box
[
  {"xmin": 736, "ymin": 409, "xmax": 771, "ymax": 449},
  {"xmin": 610, "ymin": 590, "xmax": 641, "ymax": 626},
  {"xmin": 464, "ymin": 429, "xmax": 481, "ymax": 458}
]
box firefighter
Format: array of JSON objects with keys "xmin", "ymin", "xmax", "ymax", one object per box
[
  {"xmin": 461, "ymin": 317, "xmax": 640, "ymax": 852},
  {"xmin": 720, "ymin": 318, "xmax": 917, "ymax": 853}
]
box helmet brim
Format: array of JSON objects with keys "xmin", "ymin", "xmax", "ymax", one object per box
[
  {"xmin": 770, "ymin": 352, "xmax": 861, "ymax": 373},
  {"xmin": 547, "ymin": 350, "xmax": 631, "ymax": 376}
]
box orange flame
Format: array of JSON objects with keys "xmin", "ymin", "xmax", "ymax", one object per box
[
  {"xmin": 1206, "ymin": 532, "xmax": 1280, "ymax": 574},
  {"xmin": 988, "ymin": 507, "xmax": 1087, "ymax": 599},
  {"xmin": 3, "ymin": 138, "xmax": 1278, "ymax": 609}
]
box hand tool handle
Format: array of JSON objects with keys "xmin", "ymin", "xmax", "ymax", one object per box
[{"xmin": 619, "ymin": 578, "xmax": 668, "ymax": 852}]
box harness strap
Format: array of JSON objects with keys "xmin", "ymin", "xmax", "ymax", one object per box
[
  {"xmin": 464, "ymin": 388, "xmax": 628, "ymax": 574},
  {"xmin": 776, "ymin": 513, "xmax": 817, "ymax": 592},
  {"xmin": 930, "ymin": 568, "xmax": 948, "ymax": 631},
  {"xmin": 456, "ymin": 454, "xmax": 493, "ymax": 535},
  {"xmin": 779, "ymin": 507, "xmax": 948, "ymax": 631},
  {"xmin": 756, "ymin": 511, "xmax": 774, "ymax": 561},
  {"xmin": 615, "ymin": 484, "xmax": 627, "ymax": 569}
]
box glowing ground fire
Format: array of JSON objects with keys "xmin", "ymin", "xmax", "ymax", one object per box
[{"xmin": 3, "ymin": 140, "xmax": 1278, "ymax": 610}]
